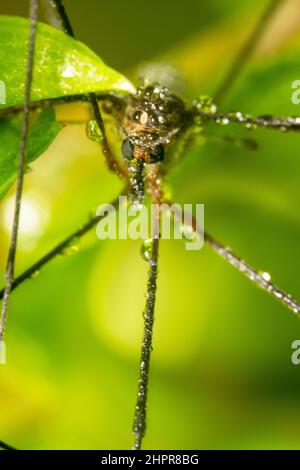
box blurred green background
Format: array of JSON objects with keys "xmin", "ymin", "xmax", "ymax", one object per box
[{"xmin": 1, "ymin": 0, "xmax": 300, "ymax": 449}]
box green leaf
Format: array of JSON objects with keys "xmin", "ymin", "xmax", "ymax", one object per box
[
  {"xmin": 0, "ymin": 108, "xmax": 62, "ymax": 198},
  {"xmin": 0, "ymin": 16, "xmax": 135, "ymax": 109}
]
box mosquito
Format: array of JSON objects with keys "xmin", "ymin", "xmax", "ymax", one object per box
[{"xmin": 0, "ymin": 0, "xmax": 299, "ymax": 450}]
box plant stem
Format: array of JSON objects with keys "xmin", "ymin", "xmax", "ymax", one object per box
[
  {"xmin": 0, "ymin": 0, "xmax": 39, "ymax": 343},
  {"xmin": 132, "ymin": 237, "xmax": 160, "ymax": 450}
]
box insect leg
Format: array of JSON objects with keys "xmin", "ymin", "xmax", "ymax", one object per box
[
  {"xmin": 132, "ymin": 237, "xmax": 160, "ymax": 450},
  {"xmin": 168, "ymin": 201, "xmax": 300, "ymax": 316},
  {"xmin": 47, "ymin": 0, "xmax": 127, "ymax": 179},
  {"xmin": 0, "ymin": 192, "xmax": 126, "ymax": 301},
  {"xmin": 0, "ymin": 0, "xmax": 39, "ymax": 344},
  {"xmin": 205, "ymin": 232, "xmax": 300, "ymax": 315},
  {"xmin": 193, "ymin": 108, "xmax": 300, "ymax": 134},
  {"xmin": 0, "ymin": 440, "xmax": 16, "ymax": 450},
  {"xmin": 0, "ymin": 93, "xmax": 124, "ymax": 119},
  {"xmin": 132, "ymin": 187, "xmax": 161, "ymax": 449}
]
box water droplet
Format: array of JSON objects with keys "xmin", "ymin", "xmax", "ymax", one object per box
[
  {"xmin": 62, "ymin": 238, "xmax": 80, "ymax": 256},
  {"xmin": 141, "ymin": 239, "xmax": 157, "ymax": 265},
  {"xmin": 245, "ymin": 121, "xmax": 257, "ymax": 130},
  {"xmin": 0, "ymin": 340, "xmax": 6, "ymax": 365},
  {"xmin": 86, "ymin": 119, "xmax": 103, "ymax": 142},
  {"xmin": 220, "ymin": 117, "xmax": 230, "ymax": 126},
  {"xmin": 260, "ymin": 271, "xmax": 271, "ymax": 282},
  {"xmin": 194, "ymin": 95, "xmax": 217, "ymax": 114},
  {"xmin": 274, "ymin": 290, "xmax": 283, "ymax": 299},
  {"xmin": 131, "ymin": 201, "xmax": 143, "ymax": 211},
  {"xmin": 130, "ymin": 159, "xmax": 145, "ymax": 205},
  {"xmin": 180, "ymin": 223, "xmax": 195, "ymax": 240},
  {"xmin": 140, "ymin": 111, "xmax": 148, "ymax": 125},
  {"xmin": 30, "ymin": 270, "xmax": 40, "ymax": 279},
  {"xmin": 180, "ymin": 223, "xmax": 203, "ymax": 248},
  {"xmin": 25, "ymin": 165, "xmax": 33, "ymax": 174},
  {"xmin": 235, "ymin": 111, "xmax": 244, "ymax": 121}
]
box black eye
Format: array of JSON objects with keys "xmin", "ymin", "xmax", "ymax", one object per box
[
  {"xmin": 121, "ymin": 138, "xmax": 134, "ymax": 160},
  {"xmin": 148, "ymin": 144, "xmax": 164, "ymax": 163}
]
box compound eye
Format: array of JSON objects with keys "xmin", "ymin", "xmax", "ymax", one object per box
[
  {"xmin": 121, "ymin": 137, "xmax": 134, "ymax": 160},
  {"xmin": 148, "ymin": 143, "xmax": 164, "ymax": 163}
]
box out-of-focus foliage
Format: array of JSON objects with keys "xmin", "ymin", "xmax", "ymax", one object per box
[
  {"xmin": 1, "ymin": 0, "xmax": 300, "ymax": 450},
  {"xmin": 0, "ymin": 108, "xmax": 62, "ymax": 199}
]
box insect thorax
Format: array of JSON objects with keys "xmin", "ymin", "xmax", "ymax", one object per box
[{"xmin": 121, "ymin": 83, "xmax": 186, "ymax": 163}]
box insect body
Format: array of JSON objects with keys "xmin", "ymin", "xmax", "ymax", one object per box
[
  {"xmin": 118, "ymin": 83, "xmax": 188, "ymax": 203},
  {"xmin": 121, "ymin": 83, "xmax": 187, "ymax": 162}
]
